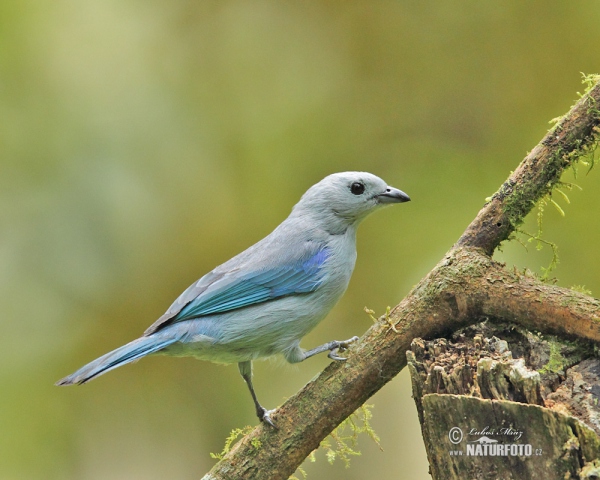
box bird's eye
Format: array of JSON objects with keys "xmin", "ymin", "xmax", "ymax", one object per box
[{"xmin": 350, "ymin": 182, "xmax": 365, "ymax": 195}]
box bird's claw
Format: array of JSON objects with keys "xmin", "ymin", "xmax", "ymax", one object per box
[
  {"xmin": 327, "ymin": 336, "xmax": 360, "ymax": 361},
  {"xmin": 328, "ymin": 350, "xmax": 346, "ymax": 361},
  {"xmin": 258, "ymin": 407, "xmax": 278, "ymax": 429}
]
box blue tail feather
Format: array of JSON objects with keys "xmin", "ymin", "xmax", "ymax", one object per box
[{"xmin": 56, "ymin": 335, "xmax": 176, "ymax": 386}]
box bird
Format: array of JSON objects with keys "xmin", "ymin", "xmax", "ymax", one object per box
[{"xmin": 56, "ymin": 171, "xmax": 410, "ymax": 427}]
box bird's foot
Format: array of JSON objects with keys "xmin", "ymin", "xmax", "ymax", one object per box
[
  {"xmin": 257, "ymin": 406, "xmax": 278, "ymax": 429},
  {"xmin": 327, "ymin": 336, "xmax": 360, "ymax": 361}
]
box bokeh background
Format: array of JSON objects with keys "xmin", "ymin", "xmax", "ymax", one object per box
[{"xmin": 3, "ymin": 1, "xmax": 600, "ymax": 479}]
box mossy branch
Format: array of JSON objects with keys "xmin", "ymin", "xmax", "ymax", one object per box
[
  {"xmin": 201, "ymin": 77, "xmax": 600, "ymax": 480},
  {"xmin": 457, "ymin": 74, "xmax": 600, "ymax": 255}
]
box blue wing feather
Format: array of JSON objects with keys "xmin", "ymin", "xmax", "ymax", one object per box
[{"xmin": 170, "ymin": 246, "xmax": 330, "ymax": 323}]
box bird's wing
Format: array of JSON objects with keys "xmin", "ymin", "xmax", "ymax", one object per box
[{"xmin": 144, "ymin": 245, "xmax": 330, "ymax": 335}]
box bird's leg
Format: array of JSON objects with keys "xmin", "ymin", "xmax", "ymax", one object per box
[
  {"xmin": 238, "ymin": 361, "xmax": 277, "ymax": 429},
  {"xmin": 301, "ymin": 336, "xmax": 360, "ymax": 361}
]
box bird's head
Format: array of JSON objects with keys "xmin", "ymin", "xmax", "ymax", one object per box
[{"xmin": 292, "ymin": 172, "xmax": 410, "ymax": 233}]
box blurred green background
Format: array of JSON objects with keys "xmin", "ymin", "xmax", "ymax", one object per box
[{"xmin": 2, "ymin": 1, "xmax": 600, "ymax": 479}]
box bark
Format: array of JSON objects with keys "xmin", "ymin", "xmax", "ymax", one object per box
[
  {"xmin": 201, "ymin": 78, "xmax": 600, "ymax": 480},
  {"xmin": 407, "ymin": 322, "xmax": 600, "ymax": 479}
]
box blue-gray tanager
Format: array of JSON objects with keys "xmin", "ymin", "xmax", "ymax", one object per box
[{"xmin": 57, "ymin": 172, "xmax": 410, "ymax": 426}]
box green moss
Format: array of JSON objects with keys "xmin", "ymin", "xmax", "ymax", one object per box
[
  {"xmin": 210, "ymin": 426, "xmax": 255, "ymax": 461},
  {"xmin": 289, "ymin": 465, "xmax": 308, "ymax": 480},
  {"xmin": 582, "ymin": 73, "xmax": 600, "ymax": 93},
  {"xmin": 291, "ymin": 405, "xmax": 381, "ymax": 478},
  {"xmin": 503, "ymin": 74, "xmax": 599, "ymax": 236},
  {"xmin": 538, "ymin": 336, "xmax": 593, "ymax": 376},
  {"xmin": 549, "ymin": 73, "xmax": 600, "ymax": 136},
  {"xmin": 579, "ymin": 459, "xmax": 600, "ymax": 479},
  {"xmin": 539, "ymin": 341, "xmax": 566, "ymax": 375},
  {"xmin": 250, "ymin": 437, "xmax": 262, "ymax": 450},
  {"xmin": 506, "ymin": 74, "xmax": 600, "ymax": 280},
  {"xmin": 319, "ymin": 404, "xmax": 381, "ymax": 468},
  {"xmin": 365, "ymin": 305, "xmax": 396, "ymax": 332}
]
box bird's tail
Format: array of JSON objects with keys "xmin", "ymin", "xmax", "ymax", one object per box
[{"xmin": 56, "ymin": 334, "xmax": 177, "ymax": 386}]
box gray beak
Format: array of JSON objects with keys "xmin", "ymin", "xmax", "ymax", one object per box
[{"xmin": 377, "ymin": 186, "xmax": 411, "ymax": 204}]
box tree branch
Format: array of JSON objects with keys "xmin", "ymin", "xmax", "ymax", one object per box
[
  {"xmin": 201, "ymin": 78, "xmax": 600, "ymax": 480},
  {"xmin": 457, "ymin": 76, "xmax": 600, "ymax": 254}
]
